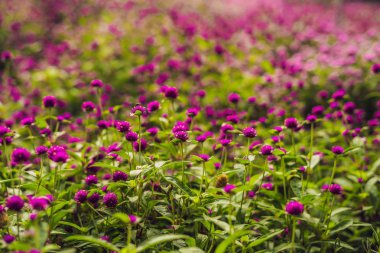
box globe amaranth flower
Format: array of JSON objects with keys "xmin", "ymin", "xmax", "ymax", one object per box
[
  {"xmin": 115, "ymin": 121, "xmax": 130, "ymax": 133},
  {"xmin": 243, "ymin": 127, "xmax": 257, "ymax": 138},
  {"xmin": 147, "ymin": 101, "xmax": 160, "ymax": 112},
  {"xmin": 74, "ymin": 190, "xmax": 88, "ymax": 204},
  {"xmin": 125, "ymin": 131, "xmax": 138, "ymax": 142},
  {"xmin": 128, "ymin": 214, "xmax": 138, "ymax": 224},
  {"xmin": 48, "ymin": 145, "xmax": 69, "ymax": 163},
  {"xmin": 147, "ymin": 127, "xmax": 158, "ymax": 136},
  {"xmin": 103, "ymin": 192, "xmax": 118, "ymax": 208},
  {"xmin": 221, "ymin": 124, "xmax": 234, "ymax": 133},
  {"xmin": 164, "ymin": 86, "xmax": 178, "ymax": 99},
  {"xmin": 174, "ymin": 131, "xmax": 188, "ymax": 142},
  {"xmin": 186, "ymin": 107, "xmax": 199, "ymax": 118},
  {"xmin": 328, "ymin": 184, "xmax": 343, "ymax": 195},
  {"xmin": 30, "ymin": 197, "xmax": 49, "ymax": 211},
  {"xmin": 248, "ymin": 191, "xmax": 256, "ymax": 198},
  {"xmin": 6, "ymin": 195, "xmax": 24, "ymax": 211},
  {"xmin": 331, "ymin": 146, "xmax": 344, "ymax": 155},
  {"xmin": 11, "ymin": 148, "xmax": 31, "ymax": 165},
  {"xmin": 306, "ymin": 115, "xmax": 317, "ymax": 123},
  {"xmin": 42, "ymin": 96, "xmax": 57, "ymax": 108},
  {"xmin": 90, "ymin": 79, "xmax": 103, "ymax": 88},
  {"xmin": 372, "ymin": 63, "xmax": 380, "ymax": 74},
  {"xmin": 21, "ymin": 117, "xmax": 35, "ymax": 126},
  {"xmin": 35, "ymin": 146, "xmax": 48, "ymax": 155},
  {"xmin": 219, "ymin": 139, "xmax": 231, "ymax": 147},
  {"xmin": 224, "ymin": 184, "xmax": 236, "ymax": 193},
  {"xmin": 228, "ymin": 93, "xmax": 240, "ymax": 104},
  {"xmin": 97, "ymin": 120, "xmax": 110, "ymax": 129},
  {"xmin": 172, "ymin": 121, "xmax": 189, "ymax": 133},
  {"xmin": 85, "ymin": 175, "xmax": 98, "ymax": 186},
  {"xmin": 0, "ymin": 126, "xmax": 11, "ymax": 137},
  {"xmin": 131, "ymin": 104, "xmax": 147, "ymax": 116},
  {"xmin": 262, "ymin": 183, "xmax": 274, "ymax": 190},
  {"xmin": 113, "ymin": 171, "xmax": 128, "ymax": 182},
  {"xmin": 197, "ymin": 154, "xmax": 210, "ymax": 162},
  {"xmin": 82, "ymin": 101, "xmax": 96, "ymax": 112},
  {"xmin": 284, "ymin": 118, "xmax": 298, "ymax": 129},
  {"xmin": 133, "ymin": 138, "xmax": 148, "ymax": 151},
  {"xmin": 260, "ymin": 145, "xmax": 274, "ymax": 155},
  {"xmin": 285, "ymin": 201, "xmax": 304, "ymax": 215},
  {"xmin": 88, "ymin": 192, "xmax": 100, "ymax": 207},
  {"xmin": 3, "ymin": 234, "xmax": 15, "ymax": 244}
]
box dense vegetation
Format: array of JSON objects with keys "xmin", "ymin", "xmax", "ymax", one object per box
[{"xmin": 0, "ymin": 0, "xmax": 379, "ymax": 252}]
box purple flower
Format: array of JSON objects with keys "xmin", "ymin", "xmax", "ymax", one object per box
[
  {"xmin": 6, "ymin": 195, "xmax": 24, "ymax": 211},
  {"xmin": 88, "ymin": 192, "xmax": 100, "ymax": 206},
  {"xmin": 306, "ymin": 115, "xmax": 317, "ymax": 123},
  {"xmin": 103, "ymin": 192, "xmax": 118, "ymax": 208},
  {"xmin": 90, "ymin": 79, "xmax": 103, "ymax": 88},
  {"xmin": 228, "ymin": 93, "xmax": 240, "ymax": 104},
  {"xmin": 1, "ymin": 51, "xmax": 12, "ymax": 61},
  {"xmin": 262, "ymin": 183, "xmax": 274, "ymax": 190},
  {"xmin": 372, "ymin": 63, "xmax": 380, "ymax": 74},
  {"xmin": 174, "ymin": 131, "xmax": 188, "ymax": 142},
  {"xmin": 260, "ymin": 145, "xmax": 274, "ymax": 156},
  {"xmin": 115, "ymin": 121, "xmax": 131, "ymax": 133},
  {"xmin": 147, "ymin": 101, "xmax": 160, "ymax": 112},
  {"xmin": 164, "ymin": 86, "xmax": 179, "ymax": 99},
  {"xmin": 113, "ymin": 171, "xmax": 128, "ymax": 182},
  {"xmin": 36, "ymin": 146, "xmax": 48, "ymax": 155},
  {"xmin": 248, "ymin": 191, "xmax": 256, "ymax": 198},
  {"xmin": 74, "ymin": 190, "xmax": 88, "ymax": 204},
  {"xmin": 328, "ymin": 184, "xmax": 343, "ymax": 195},
  {"xmin": 224, "ymin": 184, "xmax": 236, "ymax": 193},
  {"xmin": 197, "ymin": 154, "xmax": 210, "ymax": 162},
  {"xmin": 147, "ymin": 127, "xmax": 158, "ymax": 136},
  {"xmin": 48, "ymin": 146, "xmax": 69, "ymax": 163},
  {"xmin": 42, "ymin": 96, "xmax": 57, "ymax": 108},
  {"xmin": 172, "ymin": 121, "xmax": 189, "ymax": 133},
  {"xmin": 219, "ymin": 139, "xmax": 231, "ymax": 147},
  {"xmin": 30, "ymin": 197, "xmax": 49, "ymax": 211},
  {"xmin": 3, "ymin": 234, "xmax": 15, "ymax": 244},
  {"xmin": 285, "ymin": 201, "xmax": 304, "ymax": 215},
  {"xmin": 97, "ymin": 120, "xmax": 110, "ymax": 129},
  {"xmin": 128, "ymin": 214, "xmax": 137, "ymax": 224},
  {"xmin": 125, "ymin": 131, "xmax": 138, "ymax": 142},
  {"xmin": 284, "ymin": 118, "xmax": 298, "ymax": 129},
  {"xmin": 11, "ymin": 148, "xmax": 31, "ymax": 164},
  {"xmin": 131, "ymin": 105, "xmax": 147, "ymax": 116},
  {"xmin": 243, "ymin": 127, "xmax": 257, "ymax": 138},
  {"xmin": 82, "ymin": 101, "xmax": 96, "ymax": 112},
  {"xmin": 331, "ymin": 146, "xmax": 344, "ymax": 155},
  {"xmin": 186, "ymin": 108, "xmax": 199, "ymax": 117},
  {"xmin": 0, "ymin": 126, "xmax": 11, "ymax": 137},
  {"xmin": 133, "ymin": 139, "xmax": 148, "ymax": 152},
  {"xmin": 21, "ymin": 117, "xmax": 35, "ymax": 126},
  {"xmin": 214, "ymin": 162, "xmax": 221, "ymax": 170},
  {"xmin": 85, "ymin": 175, "xmax": 98, "ymax": 186}
]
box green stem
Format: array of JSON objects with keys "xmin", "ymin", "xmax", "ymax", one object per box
[
  {"xmin": 291, "ymin": 130, "xmax": 296, "ymax": 155},
  {"xmin": 127, "ymin": 223, "xmax": 132, "ymax": 245},
  {"xmin": 291, "ymin": 216, "xmax": 297, "ymax": 253},
  {"xmin": 17, "ymin": 212, "xmax": 20, "ymax": 240},
  {"xmin": 181, "ymin": 142, "xmax": 185, "ymax": 184},
  {"xmin": 281, "ymin": 157, "xmax": 287, "ymax": 200},
  {"xmin": 304, "ymin": 123, "xmax": 314, "ymax": 194},
  {"xmin": 138, "ymin": 116, "xmax": 142, "ymax": 166},
  {"xmin": 329, "ymin": 159, "xmax": 337, "ymax": 185}
]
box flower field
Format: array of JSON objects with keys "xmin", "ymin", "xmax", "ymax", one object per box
[{"xmin": 0, "ymin": 0, "xmax": 380, "ymax": 252}]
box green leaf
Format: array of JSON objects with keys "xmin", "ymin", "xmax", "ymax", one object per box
[
  {"xmin": 308, "ymin": 155, "xmax": 321, "ymax": 169},
  {"xmin": 329, "ymin": 219, "xmax": 353, "ymax": 235},
  {"xmin": 58, "ymin": 221, "xmax": 89, "ymax": 233},
  {"xmin": 247, "ymin": 229, "xmax": 284, "ymax": 248},
  {"xmin": 215, "ymin": 230, "xmax": 250, "ymax": 253},
  {"xmin": 203, "ymin": 214, "xmax": 231, "ymax": 232},
  {"xmin": 64, "ymin": 235, "xmax": 119, "ymax": 251},
  {"xmin": 136, "ymin": 234, "xmax": 194, "ymax": 252},
  {"xmin": 290, "ymin": 178, "xmax": 302, "ymax": 197},
  {"xmin": 162, "ymin": 176, "xmax": 195, "ymax": 196},
  {"xmin": 113, "ymin": 212, "xmax": 132, "ymax": 224}
]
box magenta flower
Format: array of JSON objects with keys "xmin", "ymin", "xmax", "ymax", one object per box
[
  {"xmin": 328, "ymin": 184, "xmax": 343, "ymax": 195},
  {"xmin": 112, "ymin": 171, "xmax": 128, "ymax": 182},
  {"xmin": 174, "ymin": 131, "xmax": 188, "ymax": 142},
  {"xmin": 82, "ymin": 101, "xmax": 96, "ymax": 112},
  {"xmin": 284, "ymin": 118, "xmax": 298, "ymax": 129},
  {"xmin": 103, "ymin": 192, "xmax": 118, "ymax": 208},
  {"xmin": 242, "ymin": 127, "xmax": 257, "ymax": 138},
  {"xmin": 164, "ymin": 86, "xmax": 179, "ymax": 99},
  {"xmin": 11, "ymin": 148, "xmax": 31, "ymax": 164},
  {"xmin": 331, "ymin": 146, "xmax": 344, "ymax": 155},
  {"xmin": 260, "ymin": 145, "xmax": 274, "ymax": 156},
  {"xmin": 30, "ymin": 197, "xmax": 49, "ymax": 211},
  {"xmin": 197, "ymin": 154, "xmax": 210, "ymax": 162},
  {"xmin": 224, "ymin": 184, "xmax": 236, "ymax": 193},
  {"xmin": 285, "ymin": 201, "xmax": 304, "ymax": 215},
  {"xmin": 6, "ymin": 196, "xmax": 24, "ymax": 211},
  {"xmin": 43, "ymin": 96, "xmax": 57, "ymax": 108},
  {"xmin": 85, "ymin": 175, "xmax": 98, "ymax": 186},
  {"xmin": 90, "ymin": 79, "xmax": 103, "ymax": 88},
  {"xmin": 74, "ymin": 190, "xmax": 88, "ymax": 204}
]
